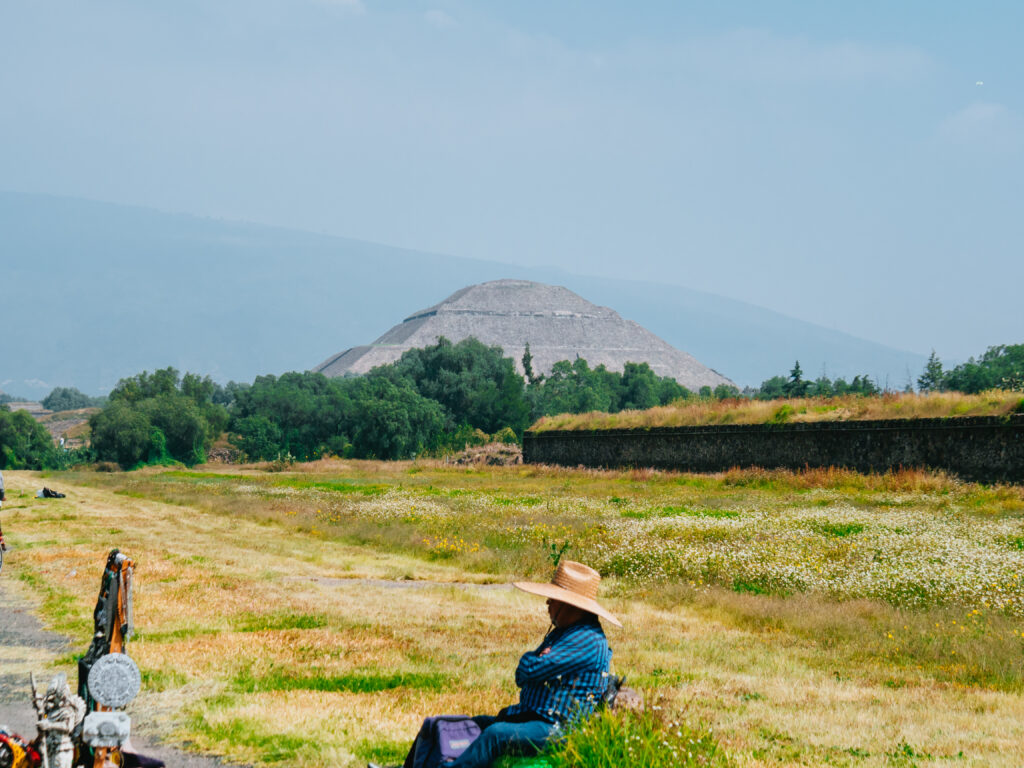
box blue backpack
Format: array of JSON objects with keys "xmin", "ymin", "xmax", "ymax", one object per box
[{"xmin": 404, "ymin": 716, "xmax": 481, "ymax": 768}]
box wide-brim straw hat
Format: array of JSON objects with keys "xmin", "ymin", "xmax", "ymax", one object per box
[{"xmin": 514, "ymin": 560, "xmax": 622, "ymax": 628}]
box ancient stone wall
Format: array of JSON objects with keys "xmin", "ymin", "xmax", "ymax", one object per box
[{"xmin": 523, "ymin": 415, "xmax": 1024, "ymax": 484}]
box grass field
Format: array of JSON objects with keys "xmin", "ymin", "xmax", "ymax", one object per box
[
  {"xmin": 530, "ymin": 391, "xmax": 1024, "ymax": 432},
  {"xmin": 2, "ymin": 460, "xmax": 1023, "ymax": 767}
]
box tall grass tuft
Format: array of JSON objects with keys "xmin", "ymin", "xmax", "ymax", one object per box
[{"xmin": 538, "ymin": 709, "xmax": 732, "ymax": 768}]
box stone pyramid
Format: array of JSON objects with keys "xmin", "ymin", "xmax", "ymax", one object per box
[{"xmin": 314, "ymin": 279, "xmax": 733, "ymax": 390}]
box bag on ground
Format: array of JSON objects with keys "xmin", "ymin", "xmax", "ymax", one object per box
[{"xmin": 404, "ymin": 716, "xmax": 481, "ymax": 768}]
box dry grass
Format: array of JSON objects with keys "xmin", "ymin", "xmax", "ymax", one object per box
[
  {"xmin": 2, "ymin": 466, "xmax": 1023, "ymax": 766},
  {"xmin": 530, "ymin": 391, "xmax": 1024, "ymax": 432}
]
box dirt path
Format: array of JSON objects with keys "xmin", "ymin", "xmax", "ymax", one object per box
[{"xmin": 0, "ymin": 579, "xmax": 247, "ymax": 768}]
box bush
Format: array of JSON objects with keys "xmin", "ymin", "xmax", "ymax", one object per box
[
  {"xmin": 47, "ymin": 445, "xmax": 96, "ymax": 471},
  {"xmin": 493, "ymin": 426, "xmax": 519, "ymax": 444}
]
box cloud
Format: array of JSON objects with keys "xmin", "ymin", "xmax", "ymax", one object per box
[
  {"xmin": 937, "ymin": 102, "xmax": 1023, "ymax": 152},
  {"xmin": 424, "ymin": 9, "xmax": 457, "ymax": 30}
]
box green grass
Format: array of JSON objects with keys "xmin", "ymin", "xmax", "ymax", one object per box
[
  {"xmin": 622, "ymin": 506, "xmax": 739, "ymax": 520},
  {"xmin": 233, "ymin": 612, "xmax": 331, "ymax": 632},
  {"xmin": 494, "ymin": 495, "xmax": 543, "ymax": 506},
  {"xmin": 233, "ymin": 668, "xmax": 450, "ymax": 694},
  {"xmin": 812, "ymin": 521, "xmax": 866, "ymax": 537},
  {"xmin": 163, "ymin": 471, "xmax": 247, "ymax": 480},
  {"xmin": 539, "ymin": 709, "xmax": 732, "ymax": 768},
  {"xmin": 134, "ymin": 626, "xmax": 223, "ymax": 642},
  {"xmin": 141, "ymin": 667, "xmax": 190, "ymax": 691},
  {"xmin": 355, "ymin": 739, "xmax": 410, "ymax": 765},
  {"xmin": 16, "ymin": 568, "xmax": 91, "ymax": 637},
  {"xmin": 187, "ymin": 712, "xmax": 314, "ymax": 764},
  {"xmin": 273, "ymin": 478, "xmax": 388, "ymax": 496}
]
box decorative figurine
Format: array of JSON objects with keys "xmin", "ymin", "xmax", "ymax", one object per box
[{"xmin": 32, "ymin": 674, "xmax": 85, "ymax": 768}]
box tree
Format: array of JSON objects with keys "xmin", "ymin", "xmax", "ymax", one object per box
[
  {"xmin": 91, "ymin": 367, "xmax": 230, "ymax": 467},
  {"xmin": 382, "ymin": 337, "xmax": 530, "ymax": 435},
  {"xmin": 0, "ymin": 409, "xmax": 55, "ymax": 469},
  {"xmin": 809, "ymin": 376, "xmax": 834, "ymax": 398},
  {"xmin": 529, "ymin": 359, "xmax": 618, "ymax": 418},
  {"xmin": 713, "ymin": 384, "xmax": 740, "ymax": 400},
  {"xmin": 42, "ymin": 387, "xmax": 101, "ymax": 412},
  {"xmin": 917, "ymin": 350, "xmax": 945, "ymax": 392},
  {"xmin": 522, "ymin": 343, "xmax": 538, "ymax": 385},
  {"xmin": 230, "ymin": 415, "xmax": 286, "ymax": 461},
  {"xmin": 110, "ymin": 368, "xmax": 181, "ymax": 403},
  {"xmin": 142, "ymin": 395, "xmax": 211, "ymax": 465},
  {"xmin": 943, "ymin": 344, "xmax": 1024, "ymax": 394},
  {"xmin": 231, "ymin": 372, "xmax": 353, "ymax": 461},
  {"xmin": 89, "ymin": 401, "xmax": 153, "ymax": 468},
  {"xmin": 344, "ymin": 376, "xmax": 445, "ymax": 459},
  {"xmin": 783, "ymin": 361, "xmax": 809, "ymax": 398},
  {"xmin": 620, "ymin": 362, "xmax": 664, "ymax": 410},
  {"xmin": 756, "ymin": 376, "xmax": 788, "ymax": 400},
  {"xmin": 848, "ymin": 375, "xmax": 879, "ymax": 396}
]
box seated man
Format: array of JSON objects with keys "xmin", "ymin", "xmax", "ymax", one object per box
[{"xmin": 372, "ymin": 560, "xmax": 621, "ymax": 768}]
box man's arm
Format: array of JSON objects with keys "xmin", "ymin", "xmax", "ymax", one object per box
[{"xmin": 515, "ymin": 625, "xmax": 605, "ymax": 686}]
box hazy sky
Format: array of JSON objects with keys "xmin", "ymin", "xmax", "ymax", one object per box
[{"xmin": 3, "ymin": 1, "xmax": 1021, "ymax": 362}]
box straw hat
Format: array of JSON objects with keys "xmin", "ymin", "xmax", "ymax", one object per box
[{"xmin": 514, "ymin": 560, "xmax": 622, "ymax": 628}]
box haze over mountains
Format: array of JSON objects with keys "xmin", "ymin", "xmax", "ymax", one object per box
[{"xmin": 3, "ymin": 191, "xmax": 927, "ymax": 398}]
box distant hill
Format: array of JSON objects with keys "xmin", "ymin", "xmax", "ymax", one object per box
[{"xmin": 1, "ymin": 191, "xmax": 927, "ymax": 397}]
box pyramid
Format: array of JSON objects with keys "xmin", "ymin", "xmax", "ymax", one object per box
[{"xmin": 314, "ymin": 279, "xmax": 733, "ymax": 390}]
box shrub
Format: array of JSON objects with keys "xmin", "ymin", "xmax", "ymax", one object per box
[
  {"xmin": 47, "ymin": 445, "xmax": 95, "ymax": 471},
  {"xmin": 493, "ymin": 426, "xmax": 519, "ymax": 444}
]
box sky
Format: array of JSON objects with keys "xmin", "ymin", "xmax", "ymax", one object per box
[{"xmin": 2, "ymin": 0, "xmax": 1021, "ymax": 363}]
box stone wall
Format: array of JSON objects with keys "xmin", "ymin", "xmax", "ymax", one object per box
[{"xmin": 523, "ymin": 415, "xmax": 1024, "ymax": 484}]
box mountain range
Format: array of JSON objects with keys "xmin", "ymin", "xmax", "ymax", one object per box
[{"xmin": 2, "ymin": 191, "xmax": 927, "ymax": 398}]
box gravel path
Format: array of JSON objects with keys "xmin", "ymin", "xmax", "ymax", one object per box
[{"xmin": 0, "ymin": 579, "xmax": 248, "ymax": 768}]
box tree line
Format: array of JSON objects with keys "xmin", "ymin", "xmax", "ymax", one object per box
[
  {"xmin": 916, "ymin": 345, "xmax": 1024, "ymax": 394},
  {"xmin": 228, "ymin": 338, "xmax": 692, "ymax": 464},
  {"xmin": 72, "ymin": 338, "xmax": 688, "ymax": 467},
  {"xmin": 2, "ymin": 340, "xmax": 1020, "ymax": 471}
]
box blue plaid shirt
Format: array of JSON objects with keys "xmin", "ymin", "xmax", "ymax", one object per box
[{"xmin": 503, "ymin": 616, "xmax": 612, "ymax": 724}]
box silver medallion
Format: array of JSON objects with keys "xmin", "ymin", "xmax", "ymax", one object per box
[{"xmin": 87, "ymin": 653, "xmax": 141, "ymax": 708}]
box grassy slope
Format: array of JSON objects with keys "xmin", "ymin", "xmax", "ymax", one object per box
[
  {"xmin": 1, "ymin": 462, "xmax": 1022, "ymax": 767},
  {"xmin": 530, "ymin": 391, "xmax": 1024, "ymax": 432}
]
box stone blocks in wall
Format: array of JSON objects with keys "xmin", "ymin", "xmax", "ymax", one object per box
[{"xmin": 523, "ymin": 415, "xmax": 1024, "ymax": 484}]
